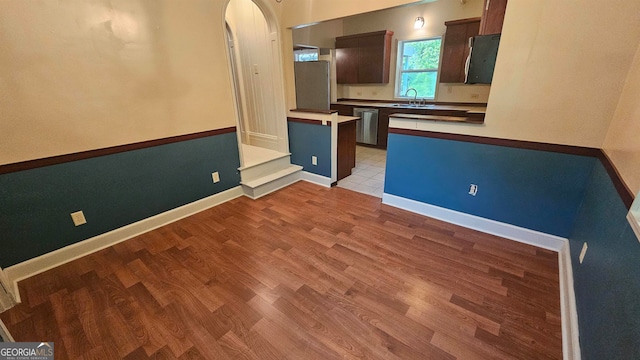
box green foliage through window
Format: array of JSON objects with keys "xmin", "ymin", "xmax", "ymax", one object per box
[{"xmin": 396, "ymin": 37, "xmax": 442, "ymax": 99}]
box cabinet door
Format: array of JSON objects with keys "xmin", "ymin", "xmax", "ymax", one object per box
[
  {"xmin": 440, "ymin": 19, "xmax": 480, "ymax": 83},
  {"xmin": 358, "ymin": 34, "xmax": 389, "ymax": 84},
  {"xmin": 377, "ymin": 109, "xmax": 392, "ymax": 149},
  {"xmin": 479, "ymin": 0, "xmax": 508, "ymax": 35},
  {"xmin": 336, "ymin": 37, "xmax": 359, "ymax": 84},
  {"xmin": 335, "ymin": 31, "xmax": 393, "ymax": 84},
  {"xmin": 337, "ymin": 121, "xmax": 357, "ymax": 180}
]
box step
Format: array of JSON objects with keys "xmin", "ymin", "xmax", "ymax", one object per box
[
  {"xmin": 241, "ymin": 165, "xmax": 303, "ymax": 199},
  {"xmin": 239, "ymin": 155, "xmax": 293, "ymax": 183}
]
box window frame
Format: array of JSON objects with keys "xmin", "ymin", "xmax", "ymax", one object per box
[{"xmin": 394, "ymin": 36, "xmax": 443, "ymax": 100}]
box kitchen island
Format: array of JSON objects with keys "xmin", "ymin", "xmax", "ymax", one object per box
[{"xmin": 287, "ymin": 110, "xmax": 359, "ymax": 185}]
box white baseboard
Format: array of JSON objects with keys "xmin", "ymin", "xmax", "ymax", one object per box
[
  {"xmin": 382, "ymin": 193, "xmax": 581, "ymax": 359},
  {"xmin": 381, "ymin": 193, "xmax": 566, "ymax": 251},
  {"xmin": 4, "ymin": 186, "xmax": 244, "ymax": 303},
  {"xmin": 300, "ymin": 171, "xmax": 332, "ymax": 188},
  {"xmin": 559, "ymin": 242, "xmax": 582, "ymax": 360},
  {"xmin": 0, "ymin": 318, "xmax": 14, "ymax": 342}
]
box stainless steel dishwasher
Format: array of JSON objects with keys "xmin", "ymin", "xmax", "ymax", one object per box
[{"xmin": 353, "ymin": 108, "xmax": 379, "ymax": 145}]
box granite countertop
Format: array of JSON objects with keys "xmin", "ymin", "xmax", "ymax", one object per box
[
  {"xmin": 333, "ymin": 100, "xmax": 487, "ymax": 113},
  {"xmin": 388, "ymin": 113, "xmax": 484, "ymax": 124},
  {"xmin": 334, "ymin": 100, "xmax": 486, "ymax": 124}
]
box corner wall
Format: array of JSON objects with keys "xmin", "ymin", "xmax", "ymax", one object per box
[
  {"xmin": 568, "ymin": 161, "xmax": 640, "ymax": 359},
  {"xmin": 603, "ymin": 40, "xmax": 640, "ymax": 195}
]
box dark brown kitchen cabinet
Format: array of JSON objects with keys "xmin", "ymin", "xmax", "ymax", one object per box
[
  {"xmin": 331, "ymin": 104, "xmax": 355, "ymax": 116},
  {"xmin": 337, "ymin": 120, "xmax": 357, "ymax": 181},
  {"xmin": 479, "ymin": 0, "xmax": 508, "ymax": 35},
  {"xmin": 439, "ymin": 18, "xmax": 480, "ymax": 83},
  {"xmin": 335, "ymin": 30, "xmax": 394, "ymax": 84}
]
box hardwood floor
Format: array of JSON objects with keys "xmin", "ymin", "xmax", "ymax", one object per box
[{"xmin": 0, "ymin": 182, "xmax": 562, "ymax": 359}]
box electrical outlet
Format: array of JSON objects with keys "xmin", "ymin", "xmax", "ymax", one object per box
[
  {"xmin": 468, "ymin": 184, "xmax": 478, "ymax": 196},
  {"xmin": 70, "ymin": 211, "xmax": 87, "ymax": 226},
  {"xmin": 579, "ymin": 242, "xmax": 588, "ymax": 264},
  {"xmin": 311, "ymin": 156, "xmax": 318, "ymax": 166},
  {"xmin": 212, "ymin": 172, "xmax": 220, "ymax": 183}
]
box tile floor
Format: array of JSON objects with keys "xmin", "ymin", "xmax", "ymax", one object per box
[{"xmin": 337, "ymin": 145, "xmax": 387, "ymax": 198}]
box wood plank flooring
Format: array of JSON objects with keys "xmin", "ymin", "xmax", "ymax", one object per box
[{"xmin": 0, "ymin": 181, "xmax": 562, "ymax": 359}]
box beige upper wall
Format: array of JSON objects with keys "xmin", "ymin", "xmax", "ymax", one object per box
[
  {"xmin": 400, "ymin": 0, "xmax": 640, "ymax": 148},
  {"xmin": 603, "ymin": 41, "xmax": 640, "ymax": 195},
  {"xmin": 279, "ymin": 0, "xmax": 422, "ymax": 111},
  {"xmin": 0, "ymin": 0, "xmax": 236, "ymax": 165},
  {"xmin": 483, "ymin": 0, "xmax": 640, "ymax": 147},
  {"xmin": 281, "ymin": 0, "xmax": 424, "ymax": 29},
  {"xmin": 292, "ymin": 19, "xmax": 344, "ymax": 49}
]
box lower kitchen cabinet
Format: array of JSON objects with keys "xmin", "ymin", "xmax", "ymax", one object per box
[{"xmin": 337, "ymin": 120, "xmax": 357, "ymax": 181}]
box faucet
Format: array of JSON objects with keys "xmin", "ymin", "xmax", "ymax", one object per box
[{"xmin": 405, "ymin": 88, "xmax": 418, "ymax": 106}]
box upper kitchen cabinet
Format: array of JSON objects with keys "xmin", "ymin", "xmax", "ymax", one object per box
[
  {"xmin": 440, "ymin": 17, "xmax": 480, "ymax": 83},
  {"xmin": 479, "ymin": 0, "xmax": 508, "ymax": 35},
  {"xmin": 335, "ymin": 30, "xmax": 394, "ymax": 84}
]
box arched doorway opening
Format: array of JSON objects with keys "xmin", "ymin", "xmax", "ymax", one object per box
[
  {"xmin": 224, "ymin": 0, "xmax": 289, "ymax": 160},
  {"xmin": 224, "ymin": 0, "xmax": 301, "ymax": 198}
]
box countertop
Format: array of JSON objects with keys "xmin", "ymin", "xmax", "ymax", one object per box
[
  {"xmin": 333, "ymin": 100, "xmax": 486, "ymax": 124},
  {"xmin": 333, "ymin": 100, "xmax": 486, "ymax": 114},
  {"xmin": 335, "ymin": 115, "xmax": 359, "ymax": 123},
  {"xmin": 388, "ymin": 113, "xmax": 484, "ymax": 124}
]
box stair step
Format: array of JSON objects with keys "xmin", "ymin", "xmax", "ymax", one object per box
[
  {"xmin": 241, "ymin": 165, "xmax": 302, "ymax": 199},
  {"xmin": 239, "ymin": 156, "xmax": 294, "ymax": 183},
  {"xmin": 241, "ymin": 165, "xmax": 302, "ymax": 189}
]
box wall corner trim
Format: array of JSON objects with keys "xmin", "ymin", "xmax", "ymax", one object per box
[
  {"xmin": 300, "ymin": 171, "xmax": 332, "ymax": 188},
  {"xmin": 559, "ymin": 242, "xmax": 582, "ymax": 360},
  {"xmin": 4, "ymin": 186, "xmax": 244, "ymax": 303}
]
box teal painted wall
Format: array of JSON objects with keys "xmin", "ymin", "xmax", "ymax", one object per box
[
  {"xmin": 287, "ymin": 121, "xmax": 332, "ymax": 177},
  {"xmin": 569, "ymin": 161, "xmax": 640, "ymax": 359},
  {"xmin": 0, "ymin": 132, "xmax": 240, "ymax": 268},
  {"xmin": 385, "ymin": 133, "xmax": 596, "ymax": 237}
]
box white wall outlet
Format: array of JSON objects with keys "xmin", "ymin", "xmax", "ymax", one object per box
[
  {"xmin": 70, "ymin": 211, "xmax": 87, "ymax": 226},
  {"xmin": 469, "ymin": 184, "xmax": 478, "ymax": 196},
  {"xmin": 212, "ymin": 172, "xmax": 220, "ymax": 183},
  {"xmin": 312, "ymin": 156, "xmax": 318, "ymax": 166},
  {"xmin": 579, "ymin": 242, "xmax": 588, "ymax": 264}
]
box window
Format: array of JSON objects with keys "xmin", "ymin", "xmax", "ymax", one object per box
[
  {"xmin": 395, "ymin": 37, "xmax": 442, "ymax": 100},
  {"xmin": 294, "ymin": 48, "xmax": 319, "ymax": 62}
]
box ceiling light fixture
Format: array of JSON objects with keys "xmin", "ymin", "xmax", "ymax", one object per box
[{"xmin": 414, "ymin": 17, "xmax": 425, "ymax": 29}]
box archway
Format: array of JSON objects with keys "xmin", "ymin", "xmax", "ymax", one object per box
[{"xmin": 224, "ymin": 0, "xmax": 289, "ymax": 161}]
